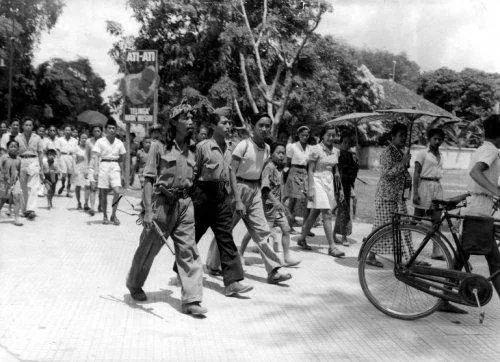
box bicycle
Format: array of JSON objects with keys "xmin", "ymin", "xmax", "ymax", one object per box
[{"xmin": 358, "ymin": 193, "xmax": 500, "ymax": 323}]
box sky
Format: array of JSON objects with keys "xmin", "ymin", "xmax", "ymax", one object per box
[{"xmin": 33, "ymin": 0, "xmax": 500, "ymax": 99}]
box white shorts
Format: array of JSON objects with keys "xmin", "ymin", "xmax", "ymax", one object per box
[
  {"xmin": 98, "ymin": 162, "xmax": 122, "ymax": 189},
  {"xmin": 60, "ymin": 154, "xmax": 75, "ymax": 175}
]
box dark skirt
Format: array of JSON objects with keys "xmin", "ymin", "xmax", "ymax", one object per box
[{"xmin": 284, "ymin": 165, "xmax": 308, "ymax": 199}]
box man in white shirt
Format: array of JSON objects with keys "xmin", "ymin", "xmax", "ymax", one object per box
[
  {"xmin": 90, "ymin": 119, "xmax": 126, "ymax": 225},
  {"xmin": 0, "ymin": 118, "xmax": 20, "ymax": 154},
  {"xmin": 464, "ymin": 114, "xmax": 500, "ymax": 299},
  {"xmin": 56, "ymin": 125, "xmax": 78, "ymax": 197}
]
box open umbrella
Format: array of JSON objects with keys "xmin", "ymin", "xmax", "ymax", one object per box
[
  {"xmin": 377, "ymin": 109, "xmax": 458, "ymax": 148},
  {"xmin": 77, "ymin": 110, "xmax": 108, "ymax": 126},
  {"xmin": 325, "ymin": 112, "xmax": 384, "ymax": 127}
]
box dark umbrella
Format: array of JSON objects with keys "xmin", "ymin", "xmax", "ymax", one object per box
[{"xmin": 77, "ymin": 110, "xmax": 108, "ymax": 126}]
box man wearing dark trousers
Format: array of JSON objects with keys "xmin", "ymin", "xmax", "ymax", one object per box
[{"xmin": 191, "ymin": 113, "xmax": 253, "ymax": 296}]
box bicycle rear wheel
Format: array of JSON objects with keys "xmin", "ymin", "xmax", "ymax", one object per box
[{"xmin": 359, "ymin": 223, "xmax": 453, "ymax": 320}]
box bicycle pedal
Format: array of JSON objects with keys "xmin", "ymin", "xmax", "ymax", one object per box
[{"xmin": 472, "ymin": 288, "xmax": 485, "ymax": 324}]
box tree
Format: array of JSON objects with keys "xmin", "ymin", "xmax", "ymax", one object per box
[
  {"xmin": 355, "ymin": 49, "xmax": 421, "ymax": 90},
  {"xmin": 108, "ymin": 0, "xmax": 332, "ymax": 136},
  {"xmin": 417, "ymin": 67, "xmax": 499, "ymax": 121},
  {"xmin": 0, "ymin": 0, "xmax": 65, "ymax": 118},
  {"xmin": 35, "ymin": 58, "xmax": 109, "ymax": 124}
]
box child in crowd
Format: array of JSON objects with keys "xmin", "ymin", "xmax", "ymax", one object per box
[
  {"xmin": 74, "ymin": 133, "xmax": 89, "ymax": 210},
  {"xmin": 43, "ymin": 148, "xmax": 59, "ymax": 210},
  {"xmin": 239, "ymin": 142, "xmax": 301, "ymax": 267},
  {"xmin": 0, "ymin": 140, "xmax": 23, "ymax": 225}
]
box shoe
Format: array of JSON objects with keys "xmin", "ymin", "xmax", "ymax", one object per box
[
  {"xmin": 181, "ymin": 302, "xmax": 207, "ymax": 316},
  {"xmin": 225, "ymin": 281, "xmax": 253, "ymax": 296},
  {"xmin": 297, "ymin": 237, "xmax": 312, "ymax": 251},
  {"xmin": 102, "ymin": 216, "xmax": 110, "ymax": 225},
  {"xmin": 204, "ymin": 265, "xmax": 223, "ymax": 276},
  {"xmin": 77, "ymin": 203, "xmax": 82, "ymax": 210},
  {"xmin": 307, "ymin": 231, "xmax": 315, "ymax": 237},
  {"xmin": 129, "ymin": 287, "xmax": 147, "ymax": 301},
  {"xmin": 83, "ymin": 205, "xmax": 90, "ymax": 211},
  {"xmin": 66, "ymin": 193, "xmax": 71, "ymax": 198},
  {"xmin": 88, "ymin": 209, "xmax": 95, "ymax": 216},
  {"xmin": 13, "ymin": 220, "xmax": 23, "ymax": 226},
  {"xmin": 110, "ymin": 216, "xmax": 120, "ymax": 226},
  {"xmin": 58, "ymin": 186, "xmax": 64, "ymax": 195},
  {"xmin": 437, "ymin": 301, "xmax": 468, "ymax": 314},
  {"xmin": 26, "ymin": 212, "xmax": 36, "ymax": 220},
  {"xmin": 267, "ymin": 269, "xmax": 292, "ymax": 284},
  {"xmin": 328, "ymin": 247, "xmax": 345, "ymax": 258},
  {"xmin": 284, "ymin": 257, "xmax": 301, "ymax": 267}
]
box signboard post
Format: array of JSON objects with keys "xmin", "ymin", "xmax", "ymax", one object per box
[{"xmin": 120, "ymin": 49, "xmax": 158, "ymax": 187}]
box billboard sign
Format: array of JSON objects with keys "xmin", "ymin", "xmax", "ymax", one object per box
[{"xmin": 120, "ymin": 50, "xmax": 158, "ymax": 123}]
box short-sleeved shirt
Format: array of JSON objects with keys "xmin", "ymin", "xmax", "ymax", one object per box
[
  {"xmin": 15, "ymin": 133, "xmax": 43, "ymax": 156},
  {"xmin": 42, "ymin": 158, "xmax": 60, "ymax": 174},
  {"xmin": 142, "ymin": 140, "xmax": 195, "ymax": 189},
  {"xmin": 92, "ymin": 137, "xmax": 126, "ymax": 160},
  {"xmin": 232, "ymin": 138, "xmax": 270, "ymax": 181},
  {"xmin": 286, "ymin": 141, "xmax": 310, "ymax": 166},
  {"xmin": 261, "ymin": 162, "xmax": 283, "ymax": 207},
  {"xmin": 467, "ymin": 141, "xmax": 500, "ymax": 196},
  {"xmin": 56, "ymin": 137, "xmax": 78, "ymax": 154},
  {"xmin": 0, "ymin": 132, "xmax": 17, "ymax": 151},
  {"xmin": 42, "ymin": 137, "xmax": 59, "ymax": 153},
  {"xmin": 195, "ymin": 138, "xmax": 233, "ymax": 182},
  {"xmin": 414, "ymin": 148, "xmax": 443, "ymax": 179}
]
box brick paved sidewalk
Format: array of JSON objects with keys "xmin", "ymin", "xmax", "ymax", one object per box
[{"xmin": 0, "ymin": 194, "xmax": 499, "ymax": 361}]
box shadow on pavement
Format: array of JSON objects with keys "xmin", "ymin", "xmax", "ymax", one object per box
[
  {"xmin": 85, "ymin": 220, "xmax": 107, "ymax": 225},
  {"xmin": 99, "ymin": 294, "xmax": 165, "ymax": 320},
  {"xmin": 243, "ymin": 272, "xmax": 290, "ymax": 288},
  {"xmin": 334, "ymin": 256, "xmax": 359, "ymax": 269}
]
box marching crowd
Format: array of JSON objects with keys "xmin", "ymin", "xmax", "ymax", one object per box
[{"xmin": 2, "ymin": 110, "xmax": 500, "ymax": 316}]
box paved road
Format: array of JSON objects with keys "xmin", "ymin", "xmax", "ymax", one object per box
[{"xmin": 0, "ymin": 194, "xmax": 499, "ymax": 361}]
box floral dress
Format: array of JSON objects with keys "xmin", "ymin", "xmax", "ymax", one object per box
[
  {"xmin": 307, "ymin": 142, "xmax": 339, "ymax": 210},
  {"xmin": 370, "ymin": 143, "xmax": 412, "ymax": 254}
]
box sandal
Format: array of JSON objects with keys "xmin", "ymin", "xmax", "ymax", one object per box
[
  {"xmin": 366, "ymin": 258, "xmax": 384, "ymax": 268},
  {"xmin": 328, "ymin": 247, "xmax": 345, "ymax": 258},
  {"xmin": 297, "ymin": 238, "xmax": 312, "ymax": 251}
]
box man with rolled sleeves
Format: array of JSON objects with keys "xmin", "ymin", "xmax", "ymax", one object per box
[
  {"xmin": 191, "ymin": 113, "xmax": 253, "ymax": 296},
  {"xmin": 126, "ymin": 110, "xmax": 206, "ymax": 316}
]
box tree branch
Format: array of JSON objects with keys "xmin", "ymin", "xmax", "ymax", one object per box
[
  {"xmin": 255, "ymin": 0, "xmax": 268, "ymax": 47},
  {"xmin": 239, "ymin": 52, "xmax": 259, "ymax": 114},
  {"xmin": 287, "ymin": 8, "xmax": 325, "ymax": 68},
  {"xmin": 233, "ymin": 97, "xmax": 249, "ymax": 128},
  {"xmin": 269, "ymin": 63, "xmax": 284, "ymax": 99}
]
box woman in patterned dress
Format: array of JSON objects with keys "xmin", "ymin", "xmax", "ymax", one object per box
[
  {"xmin": 366, "ymin": 123, "xmax": 411, "ymax": 267},
  {"xmin": 296, "ymin": 125, "xmax": 345, "ymax": 258}
]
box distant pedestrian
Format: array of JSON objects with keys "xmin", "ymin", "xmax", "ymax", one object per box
[
  {"xmin": 56, "ymin": 125, "xmax": 77, "ymax": 197},
  {"xmin": 84, "ymin": 126, "xmax": 102, "ymax": 215},
  {"xmin": 42, "ymin": 148, "xmax": 59, "ymax": 210},
  {"xmin": 412, "ymin": 128, "xmax": 446, "ymax": 259},
  {"xmin": 15, "ymin": 117, "xmax": 44, "ymax": 220},
  {"xmin": 90, "ymin": 119, "xmax": 126, "ymax": 225},
  {"xmin": 0, "ymin": 118, "xmax": 20, "ymax": 154},
  {"xmin": 74, "ymin": 133, "xmax": 90, "ymax": 210},
  {"xmin": 196, "ymin": 123, "xmax": 210, "ymax": 143},
  {"xmin": 0, "ymin": 121, "xmax": 7, "ymax": 139},
  {"xmin": 284, "ymin": 125, "xmax": 311, "ymax": 228},
  {"xmin": 135, "ymin": 137, "xmax": 151, "ymax": 188},
  {"xmin": 0, "ymin": 140, "xmax": 23, "ymax": 225},
  {"xmin": 296, "ymin": 124, "xmax": 345, "ymax": 258},
  {"xmin": 333, "ymin": 129, "xmax": 359, "ymax": 246}
]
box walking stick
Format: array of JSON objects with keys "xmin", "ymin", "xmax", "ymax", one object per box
[{"xmin": 152, "ymin": 220, "xmax": 175, "ymax": 256}]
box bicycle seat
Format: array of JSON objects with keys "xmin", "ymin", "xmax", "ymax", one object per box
[{"xmin": 432, "ymin": 193, "xmax": 469, "ymax": 209}]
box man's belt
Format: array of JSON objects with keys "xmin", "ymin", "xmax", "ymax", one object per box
[
  {"xmin": 236, "ymin": 176, "xmax": 260, "ymax": 184},
  {"xmin": 60, "ymin": 152, "xmax": 72, "ymax": 155},
  {"xmin": 101, "ymin": 159, "xmax": 118, "ymax": 162},
  {"xmin": 19, "ymin": 154, "xmax": 37, "ymax": 158},
  {"xmin": 421, "ymin": 177, "xmax": 441, "ymax": 182},
  {"xmin": 291, "ymin": 164, "xmax": 307, "ymax": 169},
  {"xmin": 156, "ymin": 184, "xmax": 192, "ymax": 199}
]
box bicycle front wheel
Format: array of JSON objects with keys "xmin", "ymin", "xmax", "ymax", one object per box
[{"xmin": 359, "ymin": 223, "xmax": 453, "ymax": 320}]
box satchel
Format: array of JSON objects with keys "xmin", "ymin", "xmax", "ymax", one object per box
[{"xmin": 461, "ymin": 216, "xmax": 495, "ymax": 255}]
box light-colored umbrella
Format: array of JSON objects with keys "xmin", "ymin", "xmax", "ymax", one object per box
[
  {"xmin": 325, "ymin": 112, "xmax": 384, "ymax": 127},
  {"xmin": 77, "ymin": 110, "xmax": 108, "ymax": 126}
]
